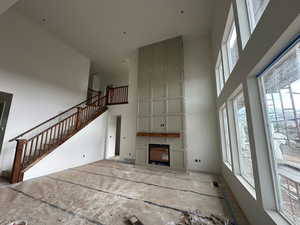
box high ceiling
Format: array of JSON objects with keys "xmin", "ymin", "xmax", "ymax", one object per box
[{"xmin": 13, "ymin": 0, "xmax": 215, "ymax": 76}]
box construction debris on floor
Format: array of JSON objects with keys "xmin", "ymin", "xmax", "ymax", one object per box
[
  {"xmin": 171, "ymin": 210, "xmax": 230, "ymax": 225},
  {"xmin": 7, "ymin": 221, "xmax": 27, "ymax": 225},
  {"xmin": 126, "ymin": 215, "xmax": 144, "ymax": 225},
  {"xmin": 0, "ymin": 160, "xmax": 248, "ymax": 225}
]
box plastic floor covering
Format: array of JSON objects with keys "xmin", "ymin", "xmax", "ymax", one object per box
[{"xmin": 0, "ymin": 160, "xmax": 249, "ymax": 225}]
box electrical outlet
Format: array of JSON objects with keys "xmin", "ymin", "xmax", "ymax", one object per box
[{"xmin": 83, "ymin": 154, "xmax": 86, "ymax": 158}]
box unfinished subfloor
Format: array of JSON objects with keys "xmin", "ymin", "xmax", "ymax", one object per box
[{"xmin": 0, "ymin": 160, "xmax": 249, "ymax": 225}]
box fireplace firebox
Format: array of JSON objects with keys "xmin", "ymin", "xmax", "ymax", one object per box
[{"xmin": 148, "ymin": 144, "xmax": 170, "ymax": 166}]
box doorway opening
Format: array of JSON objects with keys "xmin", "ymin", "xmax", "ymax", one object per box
[
  {"xmin": 115, "ymin": 116, "xmax": 121, "ymax": 157},
  {"xmin": 105, "ymin": 115, "xmax": 122, "ymax": 160},
  {"xmin": 0, "ymin": 91, "xmax": 13, "ymax": 186},
  {"xmin": 0, "ymin": 91, "xmax": 12, "ymax": 155}
]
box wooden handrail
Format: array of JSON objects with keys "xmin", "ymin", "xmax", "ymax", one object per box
[
  {"xmin": 27, "ymin": 112, "xmax": 77, "ymax": 142},
  {"xmin": 87, "ymin": 88, "xmax": 101, "ymax": 96},
  {"xmin": 9, "ymin": 85, "xmax": 128, "ymax": 184},
  {"xmin": 110, "ymin": 85, "xmax": 128, "ymax": 89},
  {"xmin": 9, "ymin": 94, "xmax": 101, "ymax": 142},
  {"xmin": 87, "ymin": 88, "xmax": 101, "ymax": 93}
]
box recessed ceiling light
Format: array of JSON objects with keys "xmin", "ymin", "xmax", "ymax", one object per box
[
  {"xmin": 42, "ymin": 18, "xmax": 46, "ymax": 22},
  {"xmin": 180, "ymin": 10, "xmax": 184, "ymax": 14},
  {"xmin": 123, "ymin": 31, "xmax": 127, "ymax": 35}
]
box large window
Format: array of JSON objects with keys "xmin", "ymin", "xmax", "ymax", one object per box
[
  {"xmin": 246, "ymin": 0, "xmax": 269, "ymax": 32},
  {"xmin": 233, "ymin": 91, "xmax": 255, "ymax": 187},
  {"xmin": 259, "ymin": 39, "xmax": 300, "ymax": 224},
  {"xmin": 226, "ymin": 21, "xmax": 239, "ymax": 74},
  {"xmin": 222, "ymin": 5, "xmax": 239, "ymax": 80},
  {"xmin": 215, "ymin": 53, "xmax": 224, "ymax": 95},
  {"xmin": 220, "ymin": 105, "xmax": 232, "ymax": 167}
]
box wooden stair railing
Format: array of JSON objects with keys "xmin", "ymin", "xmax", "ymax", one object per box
[
  {"xmin": 9, "ymin": 85, "xmax": 128, "ymax": 184},
  {"xmin": 106, "ymin": 85, "xmax": 128, "ymax": 105}
]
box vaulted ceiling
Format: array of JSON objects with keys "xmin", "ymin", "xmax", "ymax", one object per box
[{"xmin": 13, "ymin": 0, "xmax": 215, "ymax": 77}]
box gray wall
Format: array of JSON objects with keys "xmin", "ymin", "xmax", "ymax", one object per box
[
  {"xmin": 135, "ymin": 35, "xmax": 220, "ymax": 173},
  {"xmin": 136, "ymin": 37, "xmax": 185, "ymax": 170}
]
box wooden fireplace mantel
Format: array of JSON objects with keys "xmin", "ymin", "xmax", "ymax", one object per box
[{"xmin": 137, "ymin": 132, "xmax": 180, "ymax": 138}]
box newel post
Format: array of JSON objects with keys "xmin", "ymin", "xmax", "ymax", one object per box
[
  {"xmin": 11, "ymin": 139, "xmax": 27, "ymax": 184},
  {"xmin": 75, "ymin": 107, "xmax": 82, "ymax": 129}
]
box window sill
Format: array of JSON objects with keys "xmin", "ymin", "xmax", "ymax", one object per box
[
  {"xmin": 236, "ymin": 175, "xmax": 256, "ymax": 199},
  {"xmin": 266, "ymin": 210, "xmax": 292, "ymax": 225}
]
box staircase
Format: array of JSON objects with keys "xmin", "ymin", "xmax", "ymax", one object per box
[{"xmin": 9, "ymin": 85, "xmax": 128, "ymax": 184}]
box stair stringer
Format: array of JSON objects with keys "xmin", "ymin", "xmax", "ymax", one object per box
[{"xmin": 23, "ymin": 111, "xmax": 108, "ymax": 181}]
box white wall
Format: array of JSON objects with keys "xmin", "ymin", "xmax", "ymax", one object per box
[
  {"xmin": 105, "ymin": 51, "xmax": 138, "ymax": 161},
  {"xmin": 0, "ymin": 9, "xmax": 90, "ymax": 171},
  {"xmin": 212, "ymin": 0, "xmax": 300, "ymax": 224},
  {"xmin": 98, "ymin": 72, "xmax": 129, "ymax": 94},
  {"xmin": 24, "ymin": 112, "xmax": 108, "ymax": 180},
  {"xmin": 183, "ymin": 36, "xmax": 220, "ymax": 174},
  {"xmin": 92, "ymin": 75, "xmax": 101, "ymax": 91},
  {"xmin": 105, "ymin": 115, "xmax": 117, "ymax": 159}
]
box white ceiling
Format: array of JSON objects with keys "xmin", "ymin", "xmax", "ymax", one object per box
[{"xmin": 13, "ymin": 0, "xmax": 215, "ymax": 77}]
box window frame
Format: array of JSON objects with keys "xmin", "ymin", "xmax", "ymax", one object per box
[
  {"xmin": 215, "ymin": 52, "xmax": 225, "ymax": 96},
  {"xmin": 258, "ymin": 78, "xmax": 288, "ymax": 222},
  {"xmin": 222, "ymin": 4, "xmax": 239, "ymax": 80},
  {"xmin": 257, "ymin": 37, "xmax": 300, "ymax": 225},
  {"xmin": 245, "ymin": 0, "xmax": 270, "ymax": 32},
  {"xmin": 234, "ymin": 0, "xmax": 270, "ymax": 49},
  {"xmin": 219, "ymin": 104, "xmax": 232, "ymax": 168},
  {"xmin": 215, "ymin": 70, "xmax": 220, "ymax": 96},
  {"xmin": 232, "ymin": 90, "xmax": 256, "ymax": 189},
  {"xmin": 226, "ymin": 21, "xmax": 239, "ymax": 73}
]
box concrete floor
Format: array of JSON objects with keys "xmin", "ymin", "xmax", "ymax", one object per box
[
  {"xmin": 0, "ymin": 176, "xmax": 9, "ymax": 187},
  {"xmin": 0, "ymin": 160, "xmax": 249, "ymax": 225}
]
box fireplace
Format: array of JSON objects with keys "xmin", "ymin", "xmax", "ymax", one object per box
[{"xmin": 148, "ymin": 144, "xmax": 170, "ymax": 166}]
